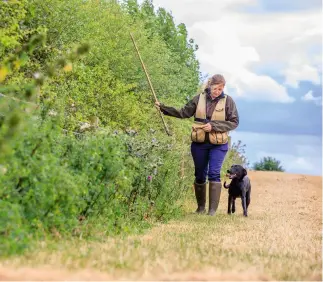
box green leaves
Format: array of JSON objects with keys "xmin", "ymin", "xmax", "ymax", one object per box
[
  {"xmin": 0, "ymin": 201, "xmax": 30, "ymax": 256},
  {"xmin": 0, "ymin": 118, "xmax": 190, "ymax": 253},
  {"xmin": 0, "ymin": 0, "xmax": 203, "ymax": 256},
  {"xmin": 0, "ymin": 0, "xmax": 28, "ymax": 56}
]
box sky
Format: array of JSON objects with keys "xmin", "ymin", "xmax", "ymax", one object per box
[{"xmin": 138, "ymin": 0, "xmax": 322, "ymax": 176}]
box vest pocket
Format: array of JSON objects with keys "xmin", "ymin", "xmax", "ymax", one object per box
[
  {"xmin": 191, "ymin": 127, "xmax": 206, "ymax": 143},
  {"xmin": 209, "ymin": 131, "xmax": 228, "ymax": 144}
]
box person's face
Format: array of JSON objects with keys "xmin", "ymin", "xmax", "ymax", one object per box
[{"xmin": 210, "ymin": 83, "xmax": 224, "ymax": 97}]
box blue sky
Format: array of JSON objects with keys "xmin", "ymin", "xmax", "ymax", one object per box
[
  {"xmin": 138, "ymin": 0, "xmax": 322, "ymax": 175},
  {"xmin": 243, "ymin": 0, "xmax": 322, "ymax": 13}
]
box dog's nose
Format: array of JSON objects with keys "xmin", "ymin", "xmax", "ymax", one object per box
[{"xmin": 227, "ymin": 170, "xmax": 230, "ymax": 173}]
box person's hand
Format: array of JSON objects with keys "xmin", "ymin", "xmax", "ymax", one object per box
[
  {"xmin": 155, "ymin": 101, "xmax": 161, "ymax": 110},
  {"xmin": 201, "ymin": 123, "xmax": 212, "ymax": 132}
]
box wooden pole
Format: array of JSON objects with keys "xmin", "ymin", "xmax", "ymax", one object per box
[{"xmin": 130, "ymin": 32, "xmax": 171, "ymax": 136}]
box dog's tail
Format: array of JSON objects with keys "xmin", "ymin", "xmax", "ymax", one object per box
[{"xmin": 223, "ymin": 181, "xmax": 230, "ymax": 189}]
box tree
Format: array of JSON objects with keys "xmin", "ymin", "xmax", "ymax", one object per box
[{"xmin": 253, "ymin": 156, "xmax": 285, "ymax": 172}]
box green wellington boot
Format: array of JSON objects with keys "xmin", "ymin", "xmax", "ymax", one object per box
[
  {"xmin": 208, "ymin": 181, "xmax": 222, "ymax": 216},
  {"xmin": 194, "ymin": 182, "xmax": 206, "ymax": 214}
]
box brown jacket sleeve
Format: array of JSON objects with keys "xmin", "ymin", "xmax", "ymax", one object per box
[
  {"xmin": 159, "ymin": 95, "xmax": 200, "ymax": 119},
  {"xmin": 210, "ymin": 95, "xmax": 239, "ymax": 132}
]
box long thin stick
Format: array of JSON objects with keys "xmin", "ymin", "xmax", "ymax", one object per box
[{"xmin": 130, "ymin": 33, "xmax": 171, "ymax": 136}]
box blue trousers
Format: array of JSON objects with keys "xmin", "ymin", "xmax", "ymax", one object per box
[{"xmin": 191, "ymin": 142, "xmax": 228, "ymax": 184}]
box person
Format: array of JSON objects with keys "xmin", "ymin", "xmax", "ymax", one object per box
[{"xmin": 155, "ymin": 74, "xmax": 239, "ymax": 216}]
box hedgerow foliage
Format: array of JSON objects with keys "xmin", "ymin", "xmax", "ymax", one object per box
[{"xmin": 0, "ymin": 0, "xmax": 246, "ymax": 256}]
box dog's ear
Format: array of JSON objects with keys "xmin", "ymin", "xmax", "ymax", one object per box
[{"xmin": 243, "ymin": 168, "xmax": 247, "ymax": 176}]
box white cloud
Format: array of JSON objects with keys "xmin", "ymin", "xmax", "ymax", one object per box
[
  {"xmin": 226, "ymin": 10, "xmax": 322, "ymax": 88},
  {"xmin": 283, "ymin": 65, "xmax": 321, "ymax": 88},
  {"xmin": 188, "ymin": 18, "xmax": 295, "ymax": 103},
  {"xmin": 228, "ymin": 70, "xmax": 294, "ymax": 102},
  {"xmin": 301, "ymin": 90, "xmax": 322, "ymax": 106},
  {"xmin": 144, "ymin": 0, "xmax": 258, "ymax": 26},
  {"xmin": 145, "ymin": 0, "xmax": 321, "ymax": 103}
]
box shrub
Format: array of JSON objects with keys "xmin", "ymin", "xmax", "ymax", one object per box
[{"xmin": 253, "ymin": 156, "xmax": 285, "ymax": 172}]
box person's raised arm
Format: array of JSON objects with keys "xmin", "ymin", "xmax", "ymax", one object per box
[{"xmin": 155, "ymin": 95, "xmax": 199, "ymax": 119}]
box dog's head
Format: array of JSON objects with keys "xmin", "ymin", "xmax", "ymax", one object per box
[{"xmin": 226, "ymin": 164, "xmax": 247, "ymax": 180}]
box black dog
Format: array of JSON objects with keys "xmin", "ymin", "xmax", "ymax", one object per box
[{"xmin": 224, "ymin": 164, "xmax": 251, "ymax": 217}]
